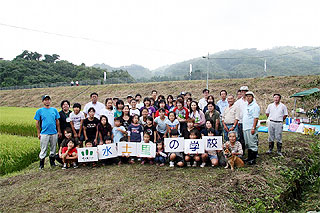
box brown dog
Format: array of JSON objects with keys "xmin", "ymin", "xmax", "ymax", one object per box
[{"xmin": 224, "ymin": 147, "xmax": 244, "ymax": 171}]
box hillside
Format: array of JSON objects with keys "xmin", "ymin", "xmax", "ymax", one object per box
[
  {"xmin": 154, "ymin": 46, "xmax": 320, "ymax": 79},
  {"xmin": 93, "ymin": 63, "xmax": 153, "ymax": 79},
  {"xmin": 1, "ymin": 75, "xmax": 319, "ymax": 114}
]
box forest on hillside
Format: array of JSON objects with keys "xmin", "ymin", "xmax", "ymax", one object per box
[{"xmin": 0, "ymin": 50, "xmax": 135, "ymax": 87}]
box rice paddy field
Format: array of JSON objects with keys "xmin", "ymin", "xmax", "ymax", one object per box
[{"xmin": 0, "ymin": 107, "xmax": 37, "ymax": 137}]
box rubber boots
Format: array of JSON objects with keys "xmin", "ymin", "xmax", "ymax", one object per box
[
  {"xmin": 39, "ymin": 158, "xmax": 45, "ymax": 170},
  {"xmin": 49, "ymin": 156, "xmax": 56, "ymax": 167},
  {"xmin": 266, "ymin": 142, "xmax": 274, "ymax": 154},
  {"xmin": 277, "ymin": 143, "xmax": 283, "ymax": 156}
]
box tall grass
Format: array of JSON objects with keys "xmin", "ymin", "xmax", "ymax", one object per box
[
  {"xmin": 0, "ymin": 107, "xmax": 37, "ymax": 137},
  {"xmin": 0, "ymin": 134, "xmax": 40, "ymax": 175}
]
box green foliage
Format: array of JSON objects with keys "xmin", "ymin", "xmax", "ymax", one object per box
[
  {"xmin": 157, "ymin": 46, "xmax": 320, "ymax": 79},
  {"xmin": 278, "ymin": 139, "xmax": 320, "ymax": 211},
  {"xmin": 0, "ymin": 107, "xmax": 37, "ymax": 137},
  {"xmin": 0, "ymin": 134, "xmax": 40, "ymax": 175},
  {"xmin": 0, "ymin": 50, "xmax": 135, "ymax": 87}
]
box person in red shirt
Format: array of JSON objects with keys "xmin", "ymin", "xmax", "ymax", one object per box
[
  {"xmin": 61, "ymin": 139, "xmax": 78, "ymax": 169},
  {"xmin": 155, "ymin": 100, "xmax": 169, "ymax": 118}
]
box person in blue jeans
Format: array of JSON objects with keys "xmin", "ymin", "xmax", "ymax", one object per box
[
  {"xmin": 34, "ymin": 95, "xmax": 62, "ymax": 169},
  {"xmin": 155, "ymin": 141, "xmax": 167, "ymax": 166}
]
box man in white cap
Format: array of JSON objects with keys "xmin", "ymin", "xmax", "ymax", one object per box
[
  {"xmin": 234, "ymin": 86, "xmax": 249, "ymax": 152},
  {"xmin": 242, "ymin": 91, "xmax": 260, "ymax": 165},
  {"xmin": 266, "ymin": 93, "xmax": 288, "ymax": 156}
]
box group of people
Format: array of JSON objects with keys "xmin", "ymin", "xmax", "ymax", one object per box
[{"xmin": 34, "ymin": 86, "xmax": 288, "ymax": 170}]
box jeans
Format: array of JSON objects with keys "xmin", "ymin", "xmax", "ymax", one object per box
[
  {"xmin": 39, "ymin": 134, "xmax": 58, "ymax": 159},
  {"xmin": 223, "ymin": 124, "xmax": 238, "ymax": 142},
  {"xmin": 155, "ymin": 156, "xmax": 166, "ymax": 164}
]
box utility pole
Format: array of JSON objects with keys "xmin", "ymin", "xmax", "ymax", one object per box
[{"xmin": 202, "ymin": 52, "xmax": 209, "ymax": 89}]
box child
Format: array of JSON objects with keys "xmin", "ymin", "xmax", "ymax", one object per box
[
  {"xmin": 129, "ymin": 99, "xmax": 140, "ymax": 116},
  {"xmin": 57, "ymin": 127, "xmax": 78, "ymax": 164},
  {"xmin": 155, "ymin": 100, "xmax": 169, "ymax": 117},
  {"xmin": 83, "ymin": 107, "xmax": 99, "ymax": 146},
  {"xmin": 112, "ymin": 117, "xmax": 127, "ymax": 143},
  {"xmin": 140, "ymin": 131, "xmax": 155, "ymax": 165},
  {"xmin": 98, "ymin": 115, "xmax": 112, "ymax": 145},
  {"xmin": 184, "ymin": 128, "xmax": 202, "ymax": 167},
  {"xmin": 165, "ymin": 112, "xmax": 180, "ymax": 135},
  {"xmin": 121, "ymin": 105, "xmax": 132, "ymax": 130},
  {"xmin": 114, "ymin": 100, "xmax": 124, "ymax": 118},
  {"xmin": 144, "ymin": 116, "xmax": 157, "ymax": 143},
  {"xmin": 201, "ymin": 120, "xmax": 214, "ymax": 137},
  {"xmin": 127, "ymin": 115, "xmax": 144, "ymax": 164},
  {"xmin": 140, "ymin": 97, "xmax": 156, "ymax": 118},
  {"xmin": 203, "ymin": 128, "xmax": 219, "ymax": 167},
  {"xmin": 139, "ymin": 108, "xmax": 149, "ymax": 126},
  {"xmin": 166, "ymin": 95, "xmax": 174, "ymax": 111},
  {"xmin": 82, "ymin": 140, "xmax": 97, "ymax": 167},
  {"xmin": 69, "ymin": 103, "xmax": 84, "ymax": 147},
  {"xmin": 100, "ymin": 98, "xmax": 115, "ymax": 127},
  {"xmin": 154, "ymin": 108, "xmax": 168, "ymax": 140},
  {"xmin": 155, "ymin": 142, "xmax": 167, "ymax": 166},
  {"xmin": 168, "ymin": 129, "xmax": 184, "ymax": 167},
  {"xmin": 181, "ymin": 118, "xmax": 199, "ymax": 139},
  {"xmin": 61, "ymin": 139, "xmax": 78, "ymax": 169},
  {"xmin": 128, "ymin": 114, "xmax": 144, "ymax": 143},
  {"xmin": 173, "ymin": 99, "xmax": 189, "ymax": 132}
]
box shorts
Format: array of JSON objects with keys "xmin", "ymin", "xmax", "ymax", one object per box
[
  {"xmin": 169, "ymin": 152, "xmax": 184, "ymax": 163},
  {"xmin": 209, "ymin": 154, "xmax": 218, "ymax": 160}
]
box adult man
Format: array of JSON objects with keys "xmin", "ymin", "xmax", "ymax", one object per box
[
  {"xmin": 199, "ymin": 89, "xmax": 209, "ymax": 111},
  {"xmin": 151, "ymin": 90, "xmax": 158, "ymax": 107},
  {"xmin": 266, "ymin": 94, "xmax": 288, "ymax": 156},
  {"xmin": 83, "ymin": 92, "xmax": 105, "ymax": 119},
  {"xmin": 58, "ymin": 100, "xmax": 72, "ymax": 147},
  {"xmin": 34, "ymin": 95, "xmax": 61, "ymax": 169},
  {"xmin": 216, "ymin": 90, "xmax": 228, "ymax": 115},
  {"xmin": 222, "ymin": 95, "xmax": 240, "ymax": 141},
  {"xmin": 234, "ymin": 86, "xmax": 249, "ymax": 151},
  {"xmin": 135, "ymin": 93, "xmax": 144, "ymax": 110},
  {"xmin": 242, "ymin": 91, "xmax": 260, "ymax": 165}
]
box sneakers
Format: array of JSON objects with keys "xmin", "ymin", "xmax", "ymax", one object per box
[
  {"xmin": 169, "ymin": 161, "xmax": 174, "ymax": 167},
  {"xmin": 187, "ymin": 162, "xmax": 191, "ymax": 167},
  {"xmin": 62, "ymin": 163, "xmax": 67, "ymax": 169},
  {"xmin": 141, "ymin": 160, "xmax": 145, "ymax": 165},
  {"xmin": 192, "ymin": 161, "xmax": 197, "ymax": 167},
  {"xmin": 200, "ymin": 162, "xmax": 206, "ymax": 168},
  {"xmin": 73, "ymin": 162, "xmax": 78, "ymax": 168},
  {"xmin": 159, "ymin": 163, "xmax": 165, "ymax": 167}
]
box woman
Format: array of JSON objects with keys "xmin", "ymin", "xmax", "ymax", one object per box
[
  {"xmin": 203, "ymin": 95, "xmax": 221, "ymax": 114},
  {"xmin": 166, "ymin": 95, "xmax": 175, "ymax": 111},
  {"xmin": 204, "ymin": 102, "xmax": 222, "ymax": 135},
  {"xmin": 189, "ymin": 101, "xmax": 205, "ymax": 129}
]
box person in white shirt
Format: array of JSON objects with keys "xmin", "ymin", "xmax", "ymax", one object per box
[
  {"xmin": 135, "ymin": 94, "xmax": 144, "ymax": 110},
  {"xmin": 266, "ymin": 94, "xmax": 288, "ymax": 156},
  {"xmin": 217, "ymin": 90, "xmax": 229, "ymax": 115},
  {"xmin": 198, "ymin": 89, "xmax": 209, "ymax": 111},
  {"xmin": 234, "ymin": 86, "xmax": 249, "ymax": 152},
  {"xmin": 129, "ymin": 99, "xmax": 140, "ymax": 116},
  {"xmin": 83, "ymin": 92, "xmax": 105, "ymax": 119},
  {"xmin": 100, "ymin": 98, "xmax": 115, "ymax": 127}
]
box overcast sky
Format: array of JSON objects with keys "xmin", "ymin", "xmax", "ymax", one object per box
[{"xmin": 0, "ymin": 0, "xmax": 319, "ymax": 69}]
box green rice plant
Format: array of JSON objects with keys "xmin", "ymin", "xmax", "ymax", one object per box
[
  {"xmin": 0, "ymin": 107, "xmax": 37, "ymax": 136},
  {"xmin": 0, "ymin": 134, "xmax": 40, "ymax": 175}
]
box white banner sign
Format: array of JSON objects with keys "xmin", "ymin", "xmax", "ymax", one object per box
[
  {"xmin": 98, "ymin": 144, "xmax": 118, "ymax": 159},
  {"xmin": 137, "ymin": 143, "xmax": 156, "ymax": 158},
  {"xmin": 77, "ymin": 147, "xmax": 98, "ymax": 162},
  {"xmin": 164, "ymin": 138, "xmax": 184, "ymax": 152},
  {"xmin": 117, "ymin": 142, "xmax": 137, "ymax": 156},
  {"xmin": 184, "ymin": 139, "xmax": 205, "ymax": 154},
  {"xmin": 203, "ymin": 136, "xmax": 223, "ymax": 151}
]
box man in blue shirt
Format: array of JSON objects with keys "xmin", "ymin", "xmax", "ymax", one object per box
[
  {"xmin": 242, "ymin": 91, "xmax": 260, "ymax": 165},
  {"xmin": 34, "ymin": 95, "xmax": 61, "ymax": 169}
]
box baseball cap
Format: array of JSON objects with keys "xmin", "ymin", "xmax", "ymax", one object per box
[
  {"xmin": 127, "ymin": 94, "xmax": 133, "ymax": 98},
  {"xmin": 240, "ymin": 86, "xmax": 249, "ymax": 91},
  {"xmin": 42, "ymin": 95, "xmax": 51, "ymax": 101},
  {"xmin": 180, "ymin": 92, "xmax": 186, "ymax": 96},
  {"xmin": 245, "ymin": 91, "xmax": 255, "ymax": 97}
]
